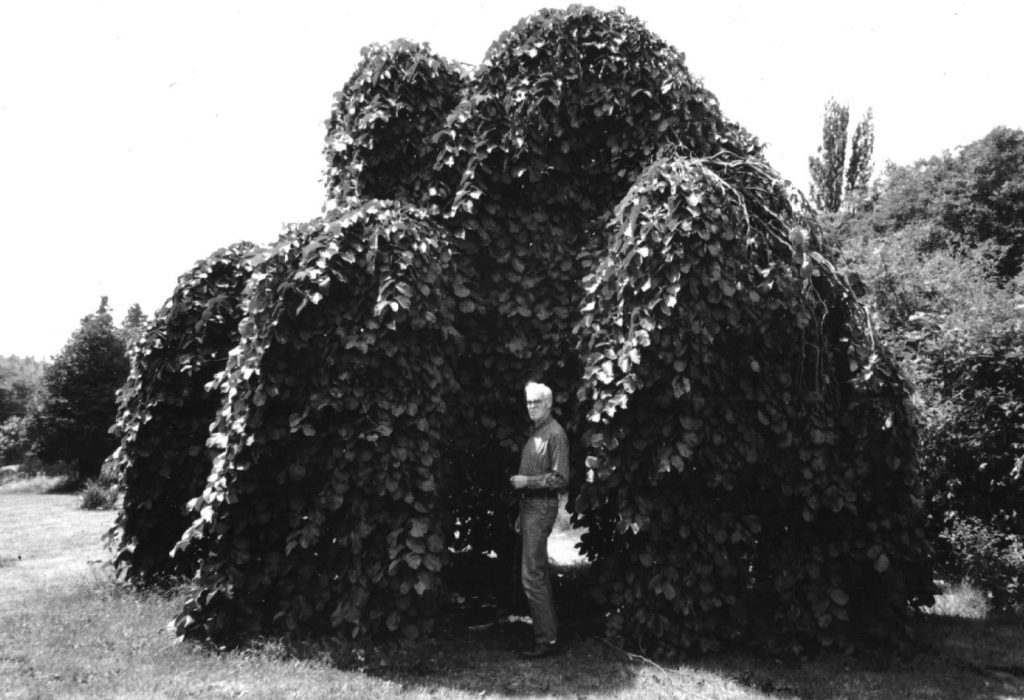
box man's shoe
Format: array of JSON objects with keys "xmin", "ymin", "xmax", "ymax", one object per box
[{"xmin": 519, "ymin": 642, "xmax": 558, "ymax": 659}]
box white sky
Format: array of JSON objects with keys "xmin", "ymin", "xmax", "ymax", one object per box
[{"xmin": 2, "ymin": 0, "xmax": 1022, "ymax": 359}]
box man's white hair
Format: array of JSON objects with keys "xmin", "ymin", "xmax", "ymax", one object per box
[{"xmin": 524, "ymin": 381, "xmax": 553, "ymax": 401}]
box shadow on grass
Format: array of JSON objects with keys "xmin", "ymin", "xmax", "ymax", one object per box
[
  {"xmin": 331, "ymin": 553, "xmax": 637, "ymax": 697},
  {"xmin": 711, "ymin": 611, "xmax": 1024, "ymax": 700},
  {"xmin": 139, "ymin": 544, "xmax": 1024, "ymax": 700},
  {"xmin": 277, "ymin": 555, "xmax": 1024, "ymax": 700}
]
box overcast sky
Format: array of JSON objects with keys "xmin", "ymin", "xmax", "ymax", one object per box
[{"xmin": 2, "ymin": 0, "xmax": 1022, "ymax": 359}]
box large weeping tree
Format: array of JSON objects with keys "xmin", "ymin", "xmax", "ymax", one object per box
[{"xmin": 109, "ymin": 5, "xmax": 934, "ymax": 655}]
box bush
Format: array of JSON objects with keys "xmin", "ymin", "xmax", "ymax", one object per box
[
  {"xmin": 29, "ymin": 299, "xmax": 129, "ymax": 483},
  {"xmin": 940, "ymin": 515, "xmax": 1024, "ymax": 612},
  {"xmin": 926, "ymin": 325, "xmax": 1024, "ymax": 537},
  {"xmin": 80, "ymin": 478, "xmax": 118, "ymax": 510}
]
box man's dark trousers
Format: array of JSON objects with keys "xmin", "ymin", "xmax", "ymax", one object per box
[{"xmin": 519, "ymin": 494, "xmax": 559, "ymax": 645}]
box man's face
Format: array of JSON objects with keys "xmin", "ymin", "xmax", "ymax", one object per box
[{"xmin": 526, "ymin": 393, "xmax": 551, "ymax": 424}]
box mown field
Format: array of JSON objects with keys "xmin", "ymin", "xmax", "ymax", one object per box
[{"xmin": 2, "ymin": 489, "xmax": 1024, "ymax": 700}]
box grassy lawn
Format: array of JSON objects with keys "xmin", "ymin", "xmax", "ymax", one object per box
[{"xmin": 2, "ymin": 493, "xmax": 1024, "ymax": 699}]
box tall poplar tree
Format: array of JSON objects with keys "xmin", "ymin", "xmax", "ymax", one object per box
[
  {"xmin": 809, "ymin": 100, "xmax": 875, "ymax": 211},
  {"xmin": 846, "ymin": 109, "xmax": 875, "ymax": 194},
  {"xmin": 809, "ymin": 98, "xmax": 850, "ymax": 212}
]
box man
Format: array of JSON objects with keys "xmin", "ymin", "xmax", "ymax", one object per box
[{"xmin": 509, "ymin": 381, "xmax": 569, "ymax": 658}]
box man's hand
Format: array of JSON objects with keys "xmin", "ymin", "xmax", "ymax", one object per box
[{"xmin": 510, "ymin": 475, "xmax": 528, "ymax": 490}]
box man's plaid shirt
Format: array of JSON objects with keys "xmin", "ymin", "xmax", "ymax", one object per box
[{"xmin": 517, "ymin": 415, "xmax": 569, "ymax": 491}]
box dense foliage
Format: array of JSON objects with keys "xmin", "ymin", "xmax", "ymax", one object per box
[
  {"xmin": 846, "ymin": 109, "xmax": 874, "ymax": 195},
  {"xmin": 106, "ymin": 243, "xmax": 255, "ymax": 583},
  {"xmin": 830, "ymin": 127, "xmax": 1024, "ymax": 609},
  {"xmin": 573, "ymin": 154, "xmax": 932, "ymax": 654},
  {"xmin": 856, "ymin": 126, "xmax": 1024, "ymax": 277},
  {"xmin": 432, "ymin": 5, "xmax": 752, "ymax": 558},
  {"xmin": 172, "ymin": 202, "xmax": 460, "ymax": 645},
  {"xmin": 941, "ymin": 516, "xmax": 1024, "ymax": 612},
  {"xmin": 0, "ymin": 415, "xmax": 31, "ymax": 466},
  {"xmin": 29, "ymin": 299, "xmax": 128, "ymax": 482},
  {"xmin": 323, "ymin": 40, "xmax": 465, "ymax": 207},
  {"xmin": 0, "ymin": 356, "xmax": 44, "ymax": 465}
]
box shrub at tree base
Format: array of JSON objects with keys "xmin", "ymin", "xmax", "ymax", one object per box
[
  {"xmin": 172, "ymin": 202, "xmax": 459, "ymax": 645},
  {"xmin": 105, "ymin": 242, "xmax": 255, "ymax": 584},
  {"xmin": 927, "ymin": 327, "xmax": 1024, "ymax": 538},
  {"xmin": 574, "ymin": 154, "xmax": 933, "ymax": 654},
  {"xmin": 926, "ymin": 324, "xmax": 1024, "ymax": 607},
  {"xmin": 79, "ymin": 477, "xmax": 118, "ymax": 511},
  {"xmin": 941, "ymin": 515, "xmax": 1024, "ymax": 612}
]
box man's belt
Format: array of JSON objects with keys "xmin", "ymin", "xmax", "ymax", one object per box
[{"xmin": 521, "ymin": 489, "xmax": 560, "ymax": 499}]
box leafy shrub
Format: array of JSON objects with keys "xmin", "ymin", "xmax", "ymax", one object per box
[
  {"xmin": 940, "ymin": 515, "xmax": 1024, "ymax": 612},
  {"xmin": 106, "ymin": 242, "xmax": 255, "ymax": 584},
  {"xmin": 172, "ymin": 201, "xmax": 460, "ymax": 646},
  {"xmin": 573, "ymin": 153, "xmax": 933, "ymax": 655},
  {"xmin": 926, "ymin": 326, "xmax": 1024, "ymax": 538},
  {"xmin": 927, "ymin": 580, "xmax": 990, "ymax": 619},
  {"xmin": 80, "ymin": 478, "xmax": 118, "ymax": 510}
]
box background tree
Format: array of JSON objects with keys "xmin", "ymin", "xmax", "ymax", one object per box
[
  {"xmin": 828, "ymin": 126, "xmax": 1024, "ymax": 610},
  {"xmin": 0, "ymin": 355, "xmax": 44, "ymax": 425},
  {"xmin": 840, "ymin": 126, "xmax": 1024, "ymax": 277},
  {"xmin": 808, "ymin": 99, "xmax": 850, "ymax": 212},
  {"xmin": 808, "ymin": 100, "xmax": 876, "ymax": 212},
  {"xmin": 939, "ymin": 126, "xmax": 1024, "ymax": 277},
  {"xmin": 0, "ymin": 356, "xmax": 44, "ymax": 466},
  {"xmin": 29, "ymin": 297, "xmax": 129, "ymax": 482},
  {"xmin": 119, "ymin": 303, "xmax": 149, "ymax": 349},
  {"xmin": 846, "ymin": 108, "xmax": 874, "ymax": 195}
]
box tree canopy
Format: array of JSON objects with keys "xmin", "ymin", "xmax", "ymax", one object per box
[{"xmin": 854, "ymin": 126, "xmax": 1024, "ymax": 277}]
